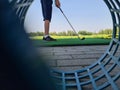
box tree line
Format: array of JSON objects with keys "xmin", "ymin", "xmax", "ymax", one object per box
[{"xmin": 28, "ymin": 29, "xmax": 113, "ymax": 36}]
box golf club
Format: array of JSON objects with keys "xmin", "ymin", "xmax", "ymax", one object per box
[{"xmin": 58, "ymin": 7, "xmax": 85, "ymax": 40}]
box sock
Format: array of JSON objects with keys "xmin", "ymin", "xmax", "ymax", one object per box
[{"xmin": 44, "ymin": 35, "xmax": 49, "ymax": 38}]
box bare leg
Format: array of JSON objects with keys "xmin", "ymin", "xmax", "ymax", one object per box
[
  {"xmin": 44, "ymin": 20, "xmax": 50, "ymax": 36},
  {"xmin": 43, "ymin": 20, "xmax": 56, "ymax": 41}
]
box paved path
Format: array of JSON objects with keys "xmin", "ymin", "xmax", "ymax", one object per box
[
  {"xmin": 38, "ymin": 45, "xmax": 108, "ymax": 71},
  {"xmin": 38, "ymin": 45, "xmax": 120, "ymax": 90}
]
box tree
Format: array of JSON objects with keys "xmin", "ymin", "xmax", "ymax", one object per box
[
  {"xmin": 36, "ymin": 32, "xmax": 44, "ymax": 36},
  {"xmin": 57, "ymin": 31, "xmax": 67, "ymax": 36},
  {"xmin": 28, "ymin": 32, "xmax": 44, "ymax": 36},
  {"xmin": 50, "ymin": 31, "xmax": 57, "ymax": 35},
  {"xmin": 98, "ymin": 29, "xmax": 112, "ymax": 34},
  {"xmin": 28, "ymin": 32, "xmax": 37, "ymax": 36},
  {"xmin": 67, "ymin": 30, "xmax": 76, "ymax": 36},
  {"xmin": 78, "ymin": 30, "xmax": 93, "ymax": 35}
]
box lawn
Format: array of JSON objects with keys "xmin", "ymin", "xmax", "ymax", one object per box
[{"xmin": 30, "ymin": 36, "xmax": 111, "ymax": 47}]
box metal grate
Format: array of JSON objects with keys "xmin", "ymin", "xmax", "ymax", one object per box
[
  {"xmin": 51, "ymin": 0, "xmax": 120, "ymax": 90},
  {"xmin": 9, "ymin": 0, "xmax": 33, "ymax": 24},
  {"xmin": 12, "ymin": 0, "xmax": 120, "ymax": 89}
]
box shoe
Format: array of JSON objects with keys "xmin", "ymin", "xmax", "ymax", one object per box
[{"xmin": 43, "ymin": 36, "xmax": 57, "ymax": 41}]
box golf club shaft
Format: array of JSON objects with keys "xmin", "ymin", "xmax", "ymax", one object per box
[{"xmin": 59, "ymin": 7, "xmax": 81, "ymax": 40}]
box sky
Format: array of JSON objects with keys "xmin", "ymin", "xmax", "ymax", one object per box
[{"xmin": 24, "ymin": 0, "xmax": 113, "ymax": 33}]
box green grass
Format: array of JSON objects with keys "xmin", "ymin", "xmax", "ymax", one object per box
[{"xmin": 31, "ymin": 36, "xmax": 111, "ymax": 47}]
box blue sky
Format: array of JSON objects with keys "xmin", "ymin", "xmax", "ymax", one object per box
[{"xmin": 24, "ymin": 0, "xmax": 113, "ymax": 33}]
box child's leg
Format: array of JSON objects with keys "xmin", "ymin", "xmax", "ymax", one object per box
[{"xmin": 41, "ymin": 0, "xmax": 53, "ymax": 36}]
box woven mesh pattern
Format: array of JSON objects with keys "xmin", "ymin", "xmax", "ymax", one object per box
[
  {"xmin": 12, "ymin": 0, "xmax": 120, "ymax": 90},
  {"xmin": 51, "ymin": 0, "xmax": 120, "ymax": 90}
]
